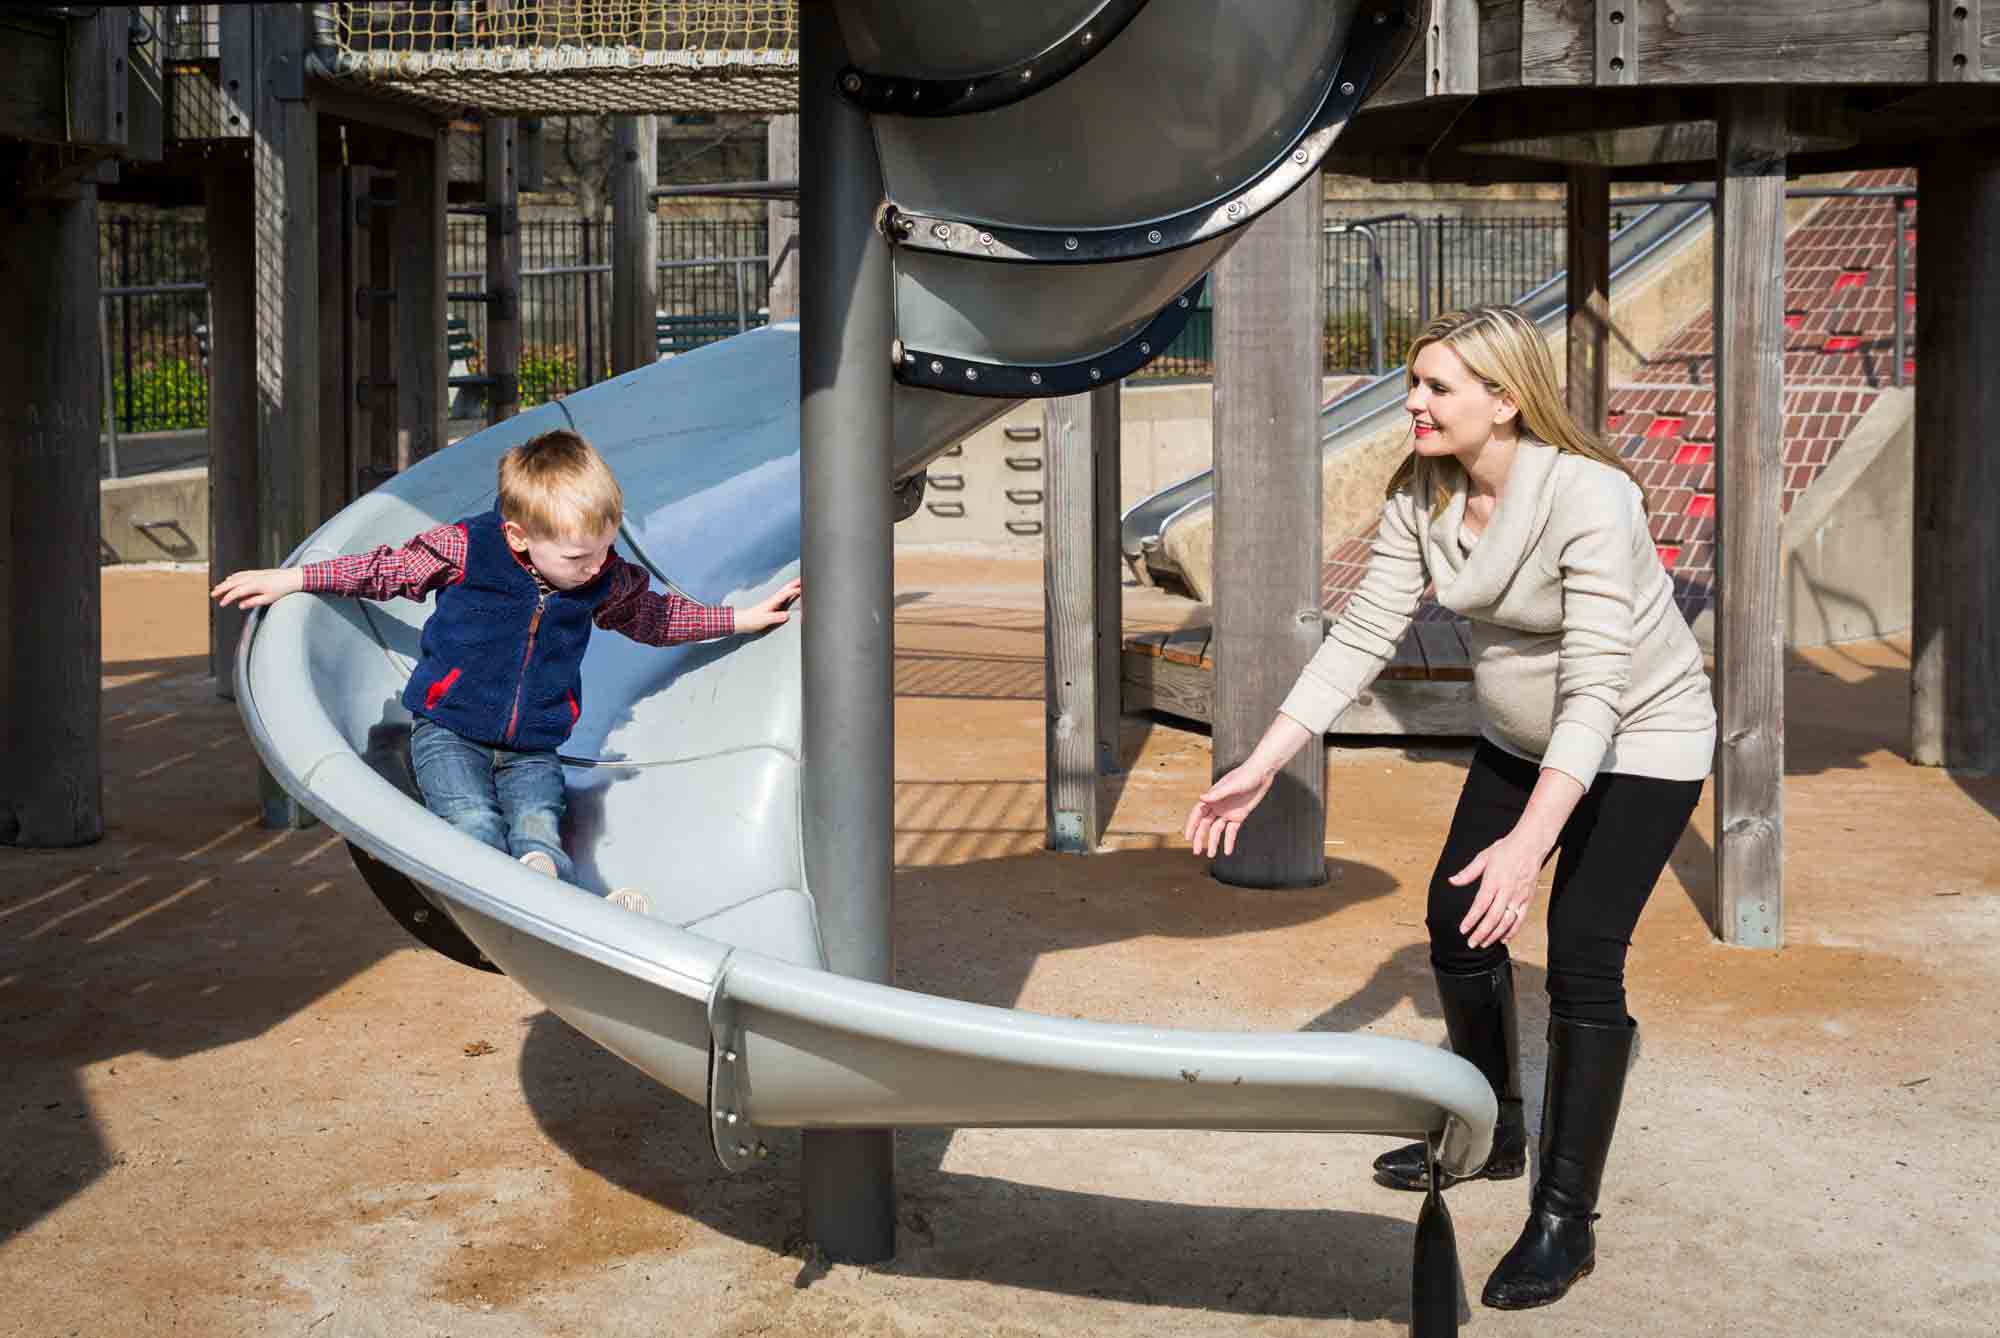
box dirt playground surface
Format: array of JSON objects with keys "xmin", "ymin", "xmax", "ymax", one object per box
[{"xmin": 2, "ymin": 557, "xmax": 1994, "ymax": 1337}]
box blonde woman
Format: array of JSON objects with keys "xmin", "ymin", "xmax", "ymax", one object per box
[{"xmin": 1184, "ymin": 305, "xmax": 1715, "ymax": 1310}]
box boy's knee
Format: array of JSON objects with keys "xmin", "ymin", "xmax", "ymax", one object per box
[{"xmin": 434, "ymin": 805, "xmax": 507, "ymax": 851}]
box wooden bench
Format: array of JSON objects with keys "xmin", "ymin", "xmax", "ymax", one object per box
[
  {"xmin": 1122, "ymin": 617, "xmax": 1480, "ymax": 736},
  {"xmin": 656, "ymin": 312, "xmax": 765, "ymax": 359}
]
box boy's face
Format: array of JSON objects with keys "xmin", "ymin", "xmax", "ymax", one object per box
[{"xmin": 503, "ymin": 520, "xmax": 619, "ymax": 591}]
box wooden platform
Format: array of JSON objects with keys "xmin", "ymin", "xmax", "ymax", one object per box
[{"xmin": 1122, "ymin": 619, "xmax": 1478, "ymax": 737}]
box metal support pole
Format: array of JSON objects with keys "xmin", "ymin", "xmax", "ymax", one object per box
[
  {"xmin": 99, "ymin": 296, "xmax": 120, "ymax": 478},
  {"xmin": 798, "ymin": 1, "xmax": 897, "ymax": 1264}
]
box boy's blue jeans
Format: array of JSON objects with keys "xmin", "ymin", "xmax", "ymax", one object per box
[{"xmin": 410, "ymin": 718, "xmax": 573, "ymax": 881}]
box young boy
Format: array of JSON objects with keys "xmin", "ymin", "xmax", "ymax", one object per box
[{"xmin": 213, "ymin": 429, "xmax": 799, "ymax": 908}]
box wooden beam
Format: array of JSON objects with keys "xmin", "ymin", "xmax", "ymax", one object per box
[
  {"xmin": 1519, "ymin": 0, "xmax": 1932, "ymax": 87},
  {"xmin": 1210, "ymin": 173, "xmax": 1328, "ymax": 889},
  {"xmin": 307, "ymin": 75, "xmax": 452, "ymax": 143},
  {"xmin": 206, "ymin": 152, "xmax": 256, "ymax": 690},
  {"xmin": 1121, "ymin": 652, "xmax": 1481, "ymax": 737},
  {"xmin": 483, "ymin": 117, "xmax": 522, "ymax": 424},
  {"xmin": 252, "ymin": 3, "xmax": 320, "ymax": 828},
  {"xmin": 610, "ymin": 115, "xmax": 659, "ymax": 376},
  {"xmin": 1711, "ymin": 87, "xmax": 1787, "ymax": 948},
  {"xmin": 318, "ymin": 147, "xmax": 351, "ymax": 523},
  {"xmin": 1911, "ymin": 138, "xmax": 2000, "ymax": 771},
  {"xmin": 1429, "ymin": 0, "xmax": 1480, "ymax": 96},
  {"xmin": 1042, "ymin": 386, "xmax": 1124, "ymax": 851},
  {"xmin": 393, "ymin": 127, "xmax": 448, "ymax": 466},
  {"xmin": 0, "ymin": 18, "xmax": 67, "ymax": 145},
  {"xmin": 359, "ymin": 170, "xmax": 399, "ymax": 486},
  {"xmin": 0, "ymin": 189, "xmax": 105, "ymax": 848},
  {"xmin": 767, "ymin": 114, "xmax": 801, "ymax": 323},
  {"xmin": 1565, "ymin": 163, "xmax": 1611, "ymax": 433},
  {"xmin": 1091, "ymin": 383, "xmax": 1124, "ymax": 784},
  {"xmin": 126, "ymin": 12, "xmax": 165, "ymax": 162},
  {"xmin": 1933, "ymin": 0, "xmax": 1984, "ymax": 80},
  {"xmin": 65, "ymin": 6, "xmax": 130, "ymax": 151}
]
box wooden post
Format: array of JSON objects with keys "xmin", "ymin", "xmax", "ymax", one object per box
[
  {"xmin": 207, "ymin": 150, "xmax": 257, "ymax": 689},
  {"xmin": 362, "ymin": 169, "xmax": 399, "ymax": 485},
  {"xmin": 767, "ymin": 114, "xmax": 801, "ymax": 322},
  {"xmin": 1911, "ymin": 139, "xmax": 2000, "ymax": 772},
  {"xmin": 1042, "ymin": 384, "xmax": 1125, "ymax": 851},
  {"xmin": 484, "ymin": 116, "xmax": 521, "ymax": 424},
  {"xmin": 252, "ymin": 3, "xmax": 320, "ymax": 827},
  {"xmin": 394, "ymin": 126, "xmax": 447, "ymax": 465},
  {"xmin": 1566, "ymin": 163, "xmax": 1611, "ymax": 432},
  {"xmin": 1712, "ymin": 89, "xmax": 1787, "ymax": 947},
  {"xmin": 0, "ymin": 189, "xmax": 104, "ymax": 848},
  {"xmin": 610, "ymin": 115, "xmax": 659, "ymax": 375},
  {"xmin": 1210, "ymin": 175, "xmax": 1328, "ymax": 889},
  {"xmin": 318, "ymin": 141, "xmax": 351, "ymax": 523},
  {"xmin": 1092, "ymin": 384, "xmax": 1124, "ymax": 783}
]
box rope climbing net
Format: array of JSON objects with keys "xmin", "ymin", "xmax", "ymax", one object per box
[{"xmin": 319, "ymin": 2, "xmax": 798, "ymax": 114}]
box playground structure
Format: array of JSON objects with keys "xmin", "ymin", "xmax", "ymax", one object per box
[{"xmin": 2, "ymin": 3, "xmax": 1997, "ymax": 1331}]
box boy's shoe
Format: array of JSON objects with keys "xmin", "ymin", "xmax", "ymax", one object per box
[
  {"xmin": 606, "ymin": 888, "xmax": 651, "ymax": 916},
  {"xmin": 519, "ymin": 851, "xmax": 559, "ymax": 877}
]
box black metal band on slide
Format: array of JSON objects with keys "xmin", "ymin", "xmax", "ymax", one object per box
[
  {"xmin": 837, "ymin": 0, "xmax": 1151, "ymax": 118},
  {"xmin": 896, "ymin": 275, "xmax": 1205, "ymax": 398},
  {"xmin": 883, "ymin": 5, "xmax": 1408, "ymax": 264}
]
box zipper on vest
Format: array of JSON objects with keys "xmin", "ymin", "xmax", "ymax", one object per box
[{"xmin": 503, "ymin": 590, "xmax": 548, "ymax": 745}]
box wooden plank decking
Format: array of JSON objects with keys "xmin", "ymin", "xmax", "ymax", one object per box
[{"xmin": 1122, "ymin": 619, "xmax": 1479, "ymax": 737}]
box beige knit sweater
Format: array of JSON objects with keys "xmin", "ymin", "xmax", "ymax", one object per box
[{"xmin": 1277, "ymin": 440, "xmax": 1716, "ymax": 788}]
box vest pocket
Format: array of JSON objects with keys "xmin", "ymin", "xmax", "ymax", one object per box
[{"xmin": 425, "ymin": 667, "xmax": 462, "ymax": 710}]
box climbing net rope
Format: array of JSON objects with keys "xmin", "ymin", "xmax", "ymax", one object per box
[{"xmin": 319, "ymin": 2, "xmax": 798, "ymax": 114}]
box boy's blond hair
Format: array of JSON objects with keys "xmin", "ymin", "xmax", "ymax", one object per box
[{"xmin": 496, "ymin": 430, "xmax": 624, "ymax": 539}]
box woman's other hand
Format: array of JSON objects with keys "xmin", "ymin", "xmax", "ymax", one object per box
[{"xmin": 1184, "ymin": 764, "xmax": 1277, "ymax": 858}]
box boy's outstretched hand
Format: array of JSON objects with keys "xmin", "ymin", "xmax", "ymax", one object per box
[
  {"xmin": 736, "ymin": 578, "xmax": 802, "ymax": 634},
  {"xmin": 211, "ymin": 567, "xmax": 304, "ymax": 609}
]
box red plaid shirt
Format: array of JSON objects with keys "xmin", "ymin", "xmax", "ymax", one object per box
[{"xmin": 299, "ymin": 523, "xmax": 734, "ymax": 644}]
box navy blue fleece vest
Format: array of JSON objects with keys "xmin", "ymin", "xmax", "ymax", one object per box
[{"xmin": 402, "ymin": 508, "xmax": 614, "ymax": 750}]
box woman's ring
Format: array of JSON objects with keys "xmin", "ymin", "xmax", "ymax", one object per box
[{"xmin": 1504, "ymin": 903, "xmax": 1524, "ymax": 920}]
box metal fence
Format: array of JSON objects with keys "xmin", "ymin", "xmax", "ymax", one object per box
[
  {"xmin": 448, "ymin": 217, "xmax": 769, "ymax": 404},
  {"xmin": 1144, "ymin": 212, "xmax": 1630, "ymax": 380},
  {"xmin": 96, "ymin": 209, "xmax": 1675, "ymax": 429},
  {"xmin": 98, "ymin": 217, "xmax": 211, "ymax": 437}
]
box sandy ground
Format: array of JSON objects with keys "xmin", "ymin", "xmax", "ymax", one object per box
[{"xmin": 2, "ymin": 557, "xmax": 1995, "ymax": 1337}]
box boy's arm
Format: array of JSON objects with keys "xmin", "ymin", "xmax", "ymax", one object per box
[
  {"xmin": 298, "ymin": 523, "xmax": 467, "ymax": 602},
  {"xmin": 594, "ymin": 556, "xmax": 735, "ymax": 645}
]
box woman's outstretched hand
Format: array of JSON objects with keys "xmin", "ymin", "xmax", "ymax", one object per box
[{"xmin": 1184, "ymin": 764, "xmax": 1277, "ymax": 859}]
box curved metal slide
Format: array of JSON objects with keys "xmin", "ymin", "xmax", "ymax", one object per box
[{"xmin": 241, "ymin": 3, "xmax": 1491, "ymax": 1328}]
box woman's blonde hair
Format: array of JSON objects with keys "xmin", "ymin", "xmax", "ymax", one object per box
[
  {"xmin": 1385, "ymin": 304, "xmax": 1644, "ymax": 514},
  {"xmin": 497, "ymin": 429, "xmax": 624, "ymax": 539}
]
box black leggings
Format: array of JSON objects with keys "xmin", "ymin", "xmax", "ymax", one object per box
[{"xmin": 1427, "ymin": 742, "xmax": 1704, "ymax": 1025}]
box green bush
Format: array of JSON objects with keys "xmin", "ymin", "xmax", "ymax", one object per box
[
  {"xmin": 111, "ymin": 359, "xmax": 207, "ymax": 433},
  {"xmin": 519, "ymin": 352, "xmax": 579, "ymax": 408}
]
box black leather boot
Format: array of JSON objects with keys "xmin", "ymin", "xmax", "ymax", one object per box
[
  {"xmin": 1373, "ymin": 960, "xmax": 1526, "ymax": 1191},
  {"xmin": 1481, "ymin": 1015, "xmax": 1638, "ymax": 1310}
]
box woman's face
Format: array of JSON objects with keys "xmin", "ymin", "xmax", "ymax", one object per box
[{"xmin": 1405, "ymin": 341, "xmax": 1517, "ymax": 460}]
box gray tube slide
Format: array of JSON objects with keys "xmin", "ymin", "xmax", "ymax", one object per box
[
  {"xmin": 1121, "ymin": 188, "xmax": 1714, "ymax": 583},
  {"xmin": 237, "ymin": 328, "xmax": 1493, "ymax": 1177}
]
